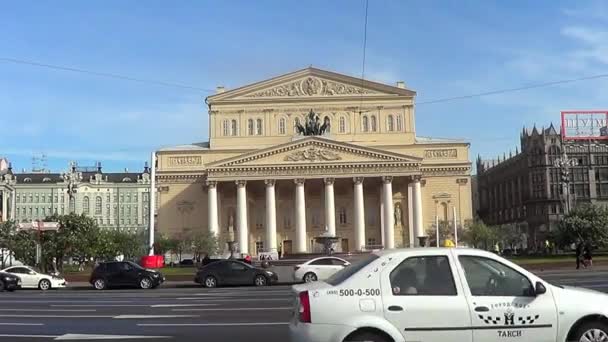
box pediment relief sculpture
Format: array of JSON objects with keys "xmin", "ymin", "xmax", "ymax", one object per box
[
  {"xmin": 245, "ymin": 77, "xmax": 379, "ymax": 98},
  {"xmin": 284, "ymin": 147, "xmax": 342, "ymax": 162}
]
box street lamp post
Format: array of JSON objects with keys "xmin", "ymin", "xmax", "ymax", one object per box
[{"xmin": 554, "ymin": 152, "xmax": 578, "ymax": 215}]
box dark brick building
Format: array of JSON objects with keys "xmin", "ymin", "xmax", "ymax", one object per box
[{"xmin": 476, "ymin": 123, "xmax": 608, "ymax": 247}]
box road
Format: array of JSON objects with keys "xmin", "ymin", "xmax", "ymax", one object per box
[{"xmin": 0, "ymin": 268, "xmax": 606, "ymax": 341}]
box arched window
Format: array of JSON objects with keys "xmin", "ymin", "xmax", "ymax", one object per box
[
  {"xmin": 222, "ymin": 120, "xmax": 229, "ymax": 136},
  {"xmin": 362, "ymin": 116, "xmax": 369, "ymax": 132},
  {"xmin": 248, "ymin": 119, "xmax": 254, "ymax": 135},
  {"xmin": 83, "ymin": 196, "xmax": 90, "ymax": 214},
  {"xmin": 339, "ymin": 207, "xmax": 347, "ymax": 224},
  {"xmin": 396, "ymin": 115, "xmax": 403, "ymax": 131},
  {"xmin": 256, "ymin": 118, "xmax": 263, "ymax": 135},
  {"xmin": 95, "ymin": 196, "xmax": 102, "ymax": 215},
  {"xmin": 278, "ymin": 118, "xmax": 286, "ymax": 135},
  {"xmin": 440, "ymin": 202, "xmax": 448, "ymax": 222},
  {"xmin": 339, "ymin": 116, "xmax": 346, "ymax": 133},
  {"xmin": 231, "ymin": 119, "xmax": 238, "ymax": 136},
  {"xmin": 371, "ymin": 115, "xmax": 377, "ymax": 132},
  {"xmin": 387, "ymin": 115, "xmax": 394, "ymax": 132}
]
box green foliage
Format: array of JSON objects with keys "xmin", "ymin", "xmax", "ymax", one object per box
[
  {"xmin": 191, "ymin": 231, "xmax": 219, "ymax": 261},
  {"xmin": 462, "ymin": 219, "xmax": 496, "ymax": 249},
  {"xmin": 555, "ymin": 204, "xmax": 608, "ymax": 248}
]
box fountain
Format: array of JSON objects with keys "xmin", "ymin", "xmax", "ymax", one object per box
[{"xmin": 313, "ymin": 226, "xmax": 341, "ymax": 255}]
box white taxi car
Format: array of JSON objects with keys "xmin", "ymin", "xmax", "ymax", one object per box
[
  {"xmin": 2, "ymin": 266, "xmax": 67, "ymax": 290},
  {"xmin": 290, "ymin": 247, "xmax": 608, "ymax": 342},
  {"xmin": 294, "ymin": 257, "xmax": 351, "ymax": 283}
]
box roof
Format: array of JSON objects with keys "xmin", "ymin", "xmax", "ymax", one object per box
[
  {"xmin": 415, "ymin": 136, "xmax": 469, "ymax": 144},
  {"xmin": 15, "ymin": 173, "xmax": 63, "ymax": 184},
  {"xmin": 158, "ymin": 142, "xmax": 209, "ymax": 152}
]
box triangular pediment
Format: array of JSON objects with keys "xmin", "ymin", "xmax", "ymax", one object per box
[
  {"xmin": 207, "ymin": 137, "xmax": 422, "ymax": 168},
  {"xmin": 207, "ymin": 67, "xmax": 415, "ymax": 102}
]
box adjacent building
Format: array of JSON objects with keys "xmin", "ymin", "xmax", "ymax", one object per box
[
  {"xmin": 0, "ymin": 162, "xmax": 151, "ymax": 233},
  {"xmin": 476, "ymin": 122, "xmax": 608, "ymax": 246},
  {"xmin": 156, "ymin": 67, "xmax": 473, "ymax": 255}
]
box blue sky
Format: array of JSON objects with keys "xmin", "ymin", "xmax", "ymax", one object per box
[{"xmin": 2, "ymin": 0, "xmax": 608, "ymax": 173}]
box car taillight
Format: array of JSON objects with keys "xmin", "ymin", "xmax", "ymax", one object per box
[{"xmin": 299, "ymin": 291, "xmax": 311, "ymax": 323}]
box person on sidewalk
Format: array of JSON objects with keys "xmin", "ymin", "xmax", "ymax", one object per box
[
  {"xmin": 576, "ymin": 242, "xmax": 584, "ymax": 270},
  {"xmin": 583, "ymin": 244, "xmax": 593, "ymax": 268}
]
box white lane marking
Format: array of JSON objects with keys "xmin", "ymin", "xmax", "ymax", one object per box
[
  {"xmin": 137, "ymin": 322, "xmax": 290, "ymax": 327},
  {"xmin": 113, "ymin": 315, "xmax": 199, "ymax": 319},
  {"xmin": 0, "ymin": 334, "xmax": 56, "ymax": 338},
  {"xmin": 177, "ymin": 298, "xmax": 292, "ymax": 302},
  {"xmin": 0, "ymin": 300, "xmax": 131, "ymax": 304},
  {"xmin": 54, "ymin": 333, "xmax": 171, "ymax": 340},
  {"xmin": 0, "ymin": 309, "xmax": 96, "ymax": 312},
  {"xmin": 193, "ymin": 291, "xmax": 291, "ymax": 296},
  {"xmin": 0, "ymin": 315, "xmax": 113, "ymax": 318},
  {"xmin": 150, "ymin": 304, "xmax": 218, "ymax": 308},
  {"xmin": 52, "ymin": 304, "xmax": 153, "ymax": 307},
  {"xmin": 171, "ymin": 307, "xmax": 292, "ymax": 312},
  {"xmin": 0, "ymin": 323, "xmax": 45, "ymax": 326}
]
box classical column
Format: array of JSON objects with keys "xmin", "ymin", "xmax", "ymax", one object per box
[
  {"xmin": 324, "ymin": 178, "xmax": 336, "ymax": 236},
  {"xmin": 380, "ymin": 187, "xmax": 385, "ymax": 246},
  {"xmin": 11, "ymin": 189, "xmax": 16, "ymax": 221},
  {"xmin": 236, "ymin": 180, "xmax": 249, "ymax": 254},
  {"xmin": 265, "ymin": 179, "xmax": 277, "ymax": 253},
  {"xmin": 382, "ymin": 176, "xmax": 395, "ymax": 249},
  {"xmin": 412, "ymin": 176, "xmax": 425, "ymax": 246},
  {"xmin": 294, "ymin": 179, "xmax": 307, "ymax": 253},
  {"xmin": 206, "ymin": 181, "xmax": 219, "ymax": 237},
  {"xmin": 353, "ymin": 177, "xmax": 365, "ymax": 251},
  {"xmin": 407, "ymin": 183, "xmax": 414, "ymax": 247},
  {"xmin": 1, "ymin": 190, "xmax": 7, "ymax": 222}
]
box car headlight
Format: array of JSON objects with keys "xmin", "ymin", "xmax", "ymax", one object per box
[
  {"xmin": 4, "ymin": 276, "xmax": 14, "ymax": 281},
  {"xmin": 152, "ymin": 273, "xmax": 160, "ymax": 277},
  {"xmin": 265, "ymin": 271, "xmax": 274, "ymax": 276}
]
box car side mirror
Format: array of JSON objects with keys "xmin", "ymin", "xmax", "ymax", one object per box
[
  {"xmin": 534, "ymin": 282, "xmax": 546, "ymax": 296},
  {"xmin": 29, "ymin": 271, "xmax": 36, "ymax": 275}
]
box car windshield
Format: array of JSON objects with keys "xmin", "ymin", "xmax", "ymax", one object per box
[
  {"xmin": 326, "ymin": 253, "xmax": 379, "ymax": 286},
  {"xmin": 127, "ymin": 261, "xmax": 145, "ymax": 270}
]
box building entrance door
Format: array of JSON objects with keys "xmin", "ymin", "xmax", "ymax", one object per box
[
  {"xmin": 341, "ymin": 239, "xmax": 349, "ymax": 252},
  {"xmin": 282, "ymin": 240, "xmax": 292, "ymax": 255}
]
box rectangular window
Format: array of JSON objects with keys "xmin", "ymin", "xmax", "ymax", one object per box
[
  {"xmin": 120, "ymin": 194, "xmax": 124, "ymax": 203},
  {"xmin": 41, "ymin": 194, "xmax": 45, "ymax": 203},
  {"xmin": 35, "ymin": 194, "xmax": 39, "ymax": 203},
  {"xmin": 121, "ymin": 219, "xmax": 124, "ymax": 225},
  {"xmin": 134, "ymin": 193, "xmax": 138, "ymax": 202},
  {"xmin": 367, "ymin": 238, "xmax": 376, "ymax": 247},
  {"xmin": 255, "ymin": 241, "xmax": 264, "ymax": 254},
  {"xmin": 126, "ymin": 194, "xmax": 131, "ymax": 203},
  {"xmin": 16, "ymin": 194, "xmax": 20, "ymax": 203},
  {"xmin": 60, "ymin": 195, "xmax": 64, "ymax": 203},
  {"xmin": 390, "ymin": 256, "xmax": 457, "ymax": 296}
]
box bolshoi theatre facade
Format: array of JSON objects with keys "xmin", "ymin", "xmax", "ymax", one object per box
[{"xmin": 155, "ymin": 67, "xmax": 472, "ymax": 255}]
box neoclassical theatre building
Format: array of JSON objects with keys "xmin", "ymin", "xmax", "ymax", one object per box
[{"xmin": 156, "ymin": 67, "xmax": 472, "ymax": 255}]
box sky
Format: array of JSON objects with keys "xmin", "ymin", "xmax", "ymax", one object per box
[{"xmin": 1, "ymin": 0, "xmax": 608, "ymax": 173}]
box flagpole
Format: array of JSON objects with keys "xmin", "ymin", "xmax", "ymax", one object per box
[{"xmin": 453, "ymin": 206, "xmax": 458, "ymax": 247}]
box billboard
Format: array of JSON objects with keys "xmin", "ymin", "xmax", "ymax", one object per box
[{"xmin": 561, "ymin": 111, "xmax": 608, "ymax": 140}]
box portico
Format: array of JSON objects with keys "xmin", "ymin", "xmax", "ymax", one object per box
[{"xmin": 155, "ymin": 67, "xmax": 473, "ymax": 254}]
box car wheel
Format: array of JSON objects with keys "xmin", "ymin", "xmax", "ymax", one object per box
[
  {"xmin": 38, "ymin": 279, "xmax": 51, "ymax": 291},
  {"xmin": 303, "ymin": 272, "xmax": 317, "ymax": 283},
  {"xmin": 344, "ymin": 330, "xmax": 391, "ymax": 342},
  {"xmin": 93, "ymin": 278, "xmax": 106, "ymax": 290},
  {"xmin": 572, "ymin": 320, "xmax": 608, "ymax": 342},
  {"xmin": 139, "ymin": 277, "xmax": 153, "ymax": 289},
  {"xmin": 204, "ymin": 276, "xmax": 217, "ymax": 288},
  {"xmin": 254, "ymin": 275, "xmax": 268, "ymax": 286}
]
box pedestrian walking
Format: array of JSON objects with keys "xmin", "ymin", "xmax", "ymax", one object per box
[
  {"xmin": 576, "ymin": 242, "xmax": 584, "ymax": 270},
  {"xmin": 583, "ymin": 244, "xmax": 593, "ymax": 268}
]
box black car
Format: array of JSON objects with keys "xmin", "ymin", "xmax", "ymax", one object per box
[
  {"xmin": 195, "ymin": 260, "xmax": 278, "ymax": 288},
  {"xmin": 89, "ymin": 261, "xmax": 165, "ymax": 290},
  {"xmin": 0, "ymin": 271, "xmax": 20, "ymax": 292}
]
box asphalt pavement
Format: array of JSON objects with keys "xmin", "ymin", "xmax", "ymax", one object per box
[{"xmin": 0, "ymin": 268, "xmax": 606, "ymax": 342}]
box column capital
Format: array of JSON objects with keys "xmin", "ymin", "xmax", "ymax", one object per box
[
  {"xmin": 235, "ymin": 180, "xmax": 247, "ymax": 187},
  {"xmin": 353, "ymin": 177, "xmax": 364, "ymax": 185},
  {"xmin": 382, "ymin": 176, "xmax": 393, "ymax": 184},
  {"xmin": 411, "ymin": 175, "xmax": 423, "ymax": 182},
  {"xmin": 324, "ymin": 177, "xmax": 335, "ymax": 186},
  {"xmin": 264, "ymin": 179, "xmax": 276, "ymax": 187},
  {"xmin": 205, "ymin": 180, "xmax": 217, "ymax": 188},
  {"xmin": 294, "ymin": 178, "xmax": 305, "ymax": 185}
]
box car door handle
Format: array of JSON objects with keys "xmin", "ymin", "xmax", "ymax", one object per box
[
  {"xmin": 388, "ymin": 305, "xmax": 403, "ymax": 312},
  {"xmin": 475, "ymin": 306, "xmax": 489, "ymax": 312}
]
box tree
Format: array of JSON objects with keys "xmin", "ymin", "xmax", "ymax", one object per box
[
  {"xmin": 174, "ymin": 235, "xmax": 192, "ymax": 262},
  {"xmin": 0, "ymin": 221, "xmax": 19, "ymax": 268},
  {"xmin": 555, "ymin": 204, "xmax": 608, "ymax": 248},
  {"xmin": 462, "ymin": 220, "xmax": 495, "ymax": 250},
  {"xmin": 153, "ymin": 233, "xmax": 173, "ymax": 256},
  {"xmin": 191, "ymin": 231, "xmax": 219, "ymax": 262},
  {"xmin": 426, "ymin": 220, "xmax": 465, "ymax": 247}
]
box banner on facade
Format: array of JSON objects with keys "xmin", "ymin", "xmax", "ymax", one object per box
[{"xmin": 562, "ymin": 111, "xmax": 608, "ymax": 140}]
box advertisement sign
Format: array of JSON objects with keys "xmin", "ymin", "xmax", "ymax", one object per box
[{"xmin": 561, "ymin": 111, "xmax": 608, "ymax": 140}]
